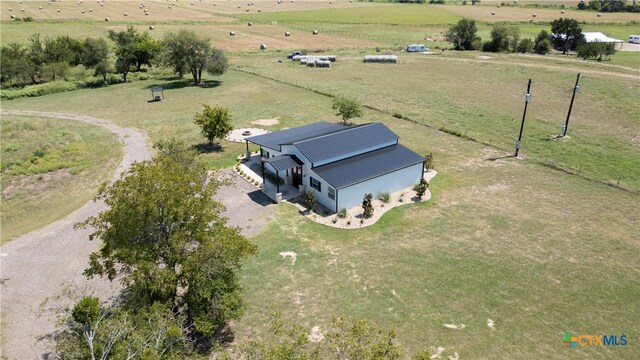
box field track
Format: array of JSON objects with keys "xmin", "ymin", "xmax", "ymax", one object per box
[{"xmin": 0, "ymin": 110, "xmax": 151, "ymax": 359}]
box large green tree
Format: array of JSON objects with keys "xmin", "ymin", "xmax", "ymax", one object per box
[
  {"xmin": 446, "ymin": 18, "xmax": 479, "ymax": 51},
  {"xmin": 550, "ymin": 18, "xmax": 585, "ymax": 54},
  {"xmin": 78, "ymin": 140, "xmax": 257, "ymax": 341},
  {"xmin": 193, "ymin": 104, "xmax": 234, "ymax": 146},
  {"xmin": 162, "ymin": 30, "xmax": 229, "ymax": 85},
  {"xmin": 108, "ymin": 27, "xmax": 160, "ymax": 82}
]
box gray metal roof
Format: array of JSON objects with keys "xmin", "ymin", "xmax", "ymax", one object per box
[
  {"xmin": 263, "ymin": 154, "xmax": 304, "ymax": 172},
  {"xmin": 245, "ymin": 122, "xmax": 345, "ymax": 150},
  {"xmin": 313, "ymin": 144, "xmax": 424, "ymax": 189},
  {"xmin": 294, "ymin": 123, "xmax": 398, "ymax": 164}
]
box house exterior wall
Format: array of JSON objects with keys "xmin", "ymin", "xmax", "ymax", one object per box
[
  {"xmin": 312, "ymin": 139, "xmax": 398, "ymax": 167},
  {"xmin": 335, "ymin": 163, "xmax": 423, "ymax": 211}
]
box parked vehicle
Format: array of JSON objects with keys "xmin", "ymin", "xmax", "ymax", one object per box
[
  {"xmin": 406, "ymin": 44, "xmax": 426, "ymax": 52},
  {"xmin": 629, "ymin": 35, "xmax": 640, "ymax": 44},
  {"xmin": 287, "ymin": 51, "xmax": 306, "ymax": 59}
]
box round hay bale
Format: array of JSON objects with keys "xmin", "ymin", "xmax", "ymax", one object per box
[
  {"xmin": 89, "ymin": 8, "xmax": 93, "ymax": 12},
  {"xmin": 491, "ymin": 11, "xmax": 495, "ymax": 15},
  {"xmin": 257, "ymin": 9, "xmax": 261, "ymax": 12},
  {"xmin": 21, "ymin": 8, "xmax": 25, "ymax": 12},
  {"xmin": 10, "ymin": 14, "xmax": 15, "ymax": 19},
  {"xmin": 149, "ymin": 25, "xmax": 155, "ymax": 30},
  {"xmin": 238, "ymin": 4, "xmax": 241, "ymax": 8},
  {"xmin": 191, "ymin": 2, "xmax": 194, "ymax": 5},
  {"xmin": 248, "ymin": 22, "xmax": 252, "ymax": 26},
  {"xmin": 139, "ymin": 5, "xmax": 143, "ymax": 8},
  {"xmin": 285, "ymin": 31, "xmax": 291, "ymax": 37},
  {"xmin": 229, "ymin": 31, "xmax": 236, "ymax": 36},
  {"xmin": 57, "ymin": 9, "xmax": 61, "ymax": 12},
  {"xmin": 313, "ymin": 30, "xmax": 319, "ymax": 35},
  {"xmin": 246, "ymin": 9, "xmax": 249, "ymax": 12},
  {"xmin": 39, "ymin": 6, "xmax": 43, "ymax": 9},
  {"xmin": 497, "ymin": 4, "xmax": 500, "ymax": 7},
  {"xmin": 145, "ymin": 12, "xmax": 149, "ymax": 15},
  {"xmin": 597, "ymin": 12, "xmax": 602, "ymax": 17},
  {"xmin": 213, "ymin": 3, "xmax": 217, "ymax": 6},
  {"xmin": 124, "ymin": 12, "xmax": 128, "ymax": 16},
  {"xmin": 291, "ymin": 0, "xmax": 294, "ymax": 3},
  {"xmin": 8, "ymin": 7, "xmax": 12, "ymax": 11},
  {"xmin": 532, "ymin": 13, "xmax": 536, "ymax": 17},
  {"xmin": 260, "ymin": 44, "xmax": 267, "ymax": 50},
  {"xmin": 307, "ymin": 61, "xmax": 315, "ymax": 67},
  {"xmin": 82, "ymin": 10, "xmax": 85, "ymax": 13},
  {"xmin": 560, "ymin": 9, "xmax": 565, "ymax": 14},
  {"xmin": 168, "ymin": 5, "xmax": 172, "ymax": 8},
  {"xmin": 329, "ymin": 1, "xmax": 333, "ymax": 3},
  {"xmin": 105, "ymin": 17, "xmax": 109, "ymax": 21}
]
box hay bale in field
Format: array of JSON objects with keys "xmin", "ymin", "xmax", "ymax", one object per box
[
  {"xmin": 10, "ymin": 14, "xmax": 15, "ymax": 19},
  {"xmin": 497, "ymin": 4, "xmax": 500, "ymax": 8},
  {"xmin": 39, "ymin": 6, "xmax": 43, "ymax": 9},
  {"xmin": 307, "ymin": 61, "xmax": 316, "ymax": 67},
  {"xmin": 491, "ymin": 11, "xmax": 495, "ymax": 15},
  {"xmin": 560, "ymin": 9, "xmax": 565, "ymax": 13},
  {"xmin": 229, "ymin": 31, "xmax": 236, "ymax": 36},
  {"xmin": 248, "ymin": 22, "xmax": 252, "ymax": 26},
  {"xmin": 82, "ymin": 10, "xmax": 85, "ymax": 13},
  {"xmin": 313, "ymin": 30, "xmax": 319, "ymax": 35},
  {"xmin": 597, "ymin": 13, "xmax": 602, "ymax": 17},
  {"xmin": 149, "ymin": 25, "xmax": 155, "ymax": 30},
  {"xmin": 105, "ymin": 17, "xmax": 109, "ymax": 21},
  {"xmin": 238, "ymin": 5, "xmax": 241, "ymax": 8},
  {"xmin": 246, "ymin": 9, "xmax": 250, "ymax": 12},
  {"xmin": 168, "ymin": 5, "xmax": 172, "ymax": 8},
  {"xmin": 124, "ymin": 12, "xmax": 128, "ymax": 16},
  {"xmin": 260, "ymin": 44, "xmax": 267, "ymax": 50},
  {"xmin": 145, "ymin": 12, "xmax": 149, "ymax": 15},
  {"xmin": 89, "ymin": 8, "xmax": 93, "ymax": 12},
  {"xmin": 285, "ymin": 31, "xmax": 291, "ymax": 36},
  {"xmin": 57, "ymin": 9, "xmax": 61, "ymax": 12},
  {"xmin": 532, "ymin": 13, "xmax": 536, "ymax": 17},
  {"xmin": 258, "ymin": 9, "xmax": 261, "ymax": 12}
]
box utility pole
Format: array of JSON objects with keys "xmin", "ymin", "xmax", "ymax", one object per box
[
  {"xmin": 561, "ymin": 73, "xmax": 581, "ymax": 137},
  {"xmin": 515, "ymin": 79, "xmax": 532, "ymax": 157}
]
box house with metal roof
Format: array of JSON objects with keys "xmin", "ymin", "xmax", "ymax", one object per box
[{"xmin": 245, "ymin": 122, "xmax": 425, "ymax": 212}]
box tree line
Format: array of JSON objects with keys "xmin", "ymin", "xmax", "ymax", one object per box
[
  {"xmin": 445, "ymin": 17, "xmax": 617, "ymax": 61},
  {"xmin": 0, "ymin": 27, "xmax": 228, "ymax": 87},
  {"xmin": 576, "ymin": 0, "xmax": 640, "ymax": 12}
]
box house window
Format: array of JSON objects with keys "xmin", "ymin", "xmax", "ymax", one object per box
[
  {"xmin": 328, "ymin": 187, "xmax": 335, "ymax": 200},
  {"xmin": 310, "ymin": 176, "xmax": 321, "ymax": 192},
  {"xmin": 265, "ymin": 151, "xmax": 270, "ymax": 158}
]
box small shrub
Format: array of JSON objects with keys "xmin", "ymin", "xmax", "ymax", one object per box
[
  {"xmin": 332, "ymin": 218, "xmax": 338, "ymax": 224},
  {"xmin": 337, "ymin": 208, "xmax": 347, "ymax": 218},
  {"xmin": 517, "ymin": 38, "xmax": 534, "ymax": 53},
  {"xmin": 392, "ymin": 112, "xmax": 403, "ymax": 119},
  {"xmin": 23, "ymin": 16, "xmax": 34, "ymax": 22},
  {"xmin": 303, "ymin": 189, "xmax": 316, "ymax": 212},
  {"xmin": 378, "ymin": 192, "xmax": 390, "ymax": 203},
  {"xmin": 414, "ymin": 178, "xmax": 429, "ymax": 198},
  {"xmin": 362, "ymin": 193, "xmax": 374, "ymax": 218}
]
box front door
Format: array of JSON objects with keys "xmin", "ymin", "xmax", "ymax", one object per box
[{"xmin": 292, "ymin": 166, "xmax": 302, "ymax": 187}]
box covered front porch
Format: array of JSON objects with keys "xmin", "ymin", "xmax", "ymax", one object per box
[{"xmin": 240, "ymin": 154, "xmax": 303, "ymax": 203}]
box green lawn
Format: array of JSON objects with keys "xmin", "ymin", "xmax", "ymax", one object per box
[
  {"xmin": 232, "ymin": 53, "xmax": 640, "ymax": 191},
  {"xmin": 0, "ymin": 115, "xmax": 121, "ymax": 242},
  {"xmin": 235, "ymin": 108, "xmax": 639, "ymax": 358}
]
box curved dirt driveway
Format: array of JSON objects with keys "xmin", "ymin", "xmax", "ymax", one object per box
[{"xmin": 0, "ymin": 110, "xmax": 152, "ymax": 359}]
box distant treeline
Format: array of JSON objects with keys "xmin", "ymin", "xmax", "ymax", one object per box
[{"xmin": 577, "ymin": 0, "xmax": 640, "ymax": 12}]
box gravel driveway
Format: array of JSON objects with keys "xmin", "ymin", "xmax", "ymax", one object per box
[
  {"xmin": 0, "ymin": 110, "xmax": 152, "ymax": 359},
  {"xmin": 0, "ymin": 111, "xmax": 274, "ymax": 359}
]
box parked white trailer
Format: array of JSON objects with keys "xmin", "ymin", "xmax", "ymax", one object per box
[
  {"xmin": 629, "ymin": 35, "xmax": 640, "ymax": 44},
  {"xmin": 406, "ymin": 44, "xmax": 426, "ymax": 52}
]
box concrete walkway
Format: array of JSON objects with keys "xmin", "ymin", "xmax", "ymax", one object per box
[{"xmin": 0, "ymin": 111, "xmax": 152, "ymax": 359}]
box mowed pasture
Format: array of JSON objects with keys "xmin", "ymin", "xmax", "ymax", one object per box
[
  {"xmin": 233, "ymin": 53, "xmax": 640, "ymax": 191},
  {"xmin": 0, "ymin": 115, "xmax": 121, "ymax": 242},
  {"xmin": 440, "ymin": 4, "xmax": 640, "ymax": 23},
  {"xmin": 0, "ymin": 0, "xmax": 234, "ymax": 21}
]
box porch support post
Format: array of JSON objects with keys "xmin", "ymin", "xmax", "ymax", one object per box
[
  {"xmin": 245, "ymin": 140, "xmax": 250, "ymax": 160},
  {"xmin": 276, "ymin": 169, "xmax": 280, "ymax": 194},
  {"xmin": 421, "ymin": 161, "xmax": 425, "ymax": 179},
  {"xmin": 261, "ymin": 161, "xmax": 265, "ymax": 184}
]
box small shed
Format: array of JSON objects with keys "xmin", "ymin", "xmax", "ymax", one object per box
[{"xmin": 150, "ymin": 86, "xmax": 164, "ymax": 101}]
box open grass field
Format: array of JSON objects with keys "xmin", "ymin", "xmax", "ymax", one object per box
[
  {"xmin": 1, "ymin": 0, "xmax": 639, "ymax": 358},
  {"xmin": 0, "ymin": 115, "xmax": 121, "ymax": 242},
  {"xmin": 232, "ymin": 53, "xmax": 640, "ymax": 191},
  {"xmin": 440, "ymin": 4, "xmax": 640, "ymax": 23}
]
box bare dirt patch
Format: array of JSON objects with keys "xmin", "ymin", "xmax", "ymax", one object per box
[
  {"xmin": 226, "ymin": 128, "xmax": 270, "ymax": 142},
  {"xmin": 308, "ymin": 325, "xmax": 325, "ymax": 343},
  {"xmin": 251, "ymin": 117, "xmax": 280, "ymax": 126},
  {"xmin": 279, "ymin": 251, "xmax": 298, "ymax": 265},
  {"xmin": 443, "ymin": 323, "xmax": 466, "ymax": 330},
  {"xmin": 2, "ymin": 168, "xmax": 72, "ymax": 199}
]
